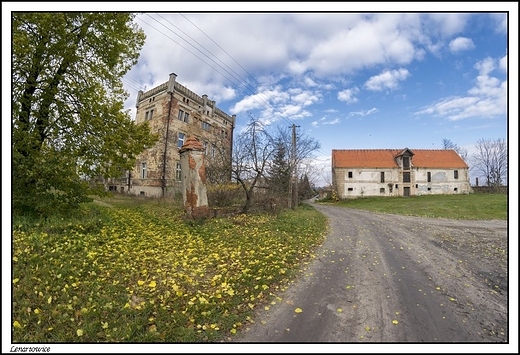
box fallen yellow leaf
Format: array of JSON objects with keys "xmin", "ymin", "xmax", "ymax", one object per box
[
  {"xmin": 392, "ymin": 320, "xmax": 399, "ymax": 325},
  {"xmin": 295, "ymin": 307, "xmax": 303, "ymax": 313}
]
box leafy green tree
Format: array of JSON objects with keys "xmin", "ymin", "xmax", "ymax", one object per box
[{"xmin": 12, "ymin": 13, "xmax": 157, "ymax": 216}]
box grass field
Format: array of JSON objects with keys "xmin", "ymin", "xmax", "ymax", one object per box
[
  {"xmin": 12, "ymin": 195, "xmax": 327, "ymax": 343},
  {"xmin": 324, "ymin": 193, "xmax": 508, "ymax": 220}
]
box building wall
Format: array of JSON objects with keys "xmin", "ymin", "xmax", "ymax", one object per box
[
  {"xmin": 334, "ymin": 167, "xmax": 471, "ymax": 199},
  {"xmin": 108, "ymin": 74, "xmax": 235, "ymax": 198}
]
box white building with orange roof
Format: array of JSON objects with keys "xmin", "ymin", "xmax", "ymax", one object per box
[{"xmin": 332, "ymin": 148, "xmax": 472, "ymax": 199}]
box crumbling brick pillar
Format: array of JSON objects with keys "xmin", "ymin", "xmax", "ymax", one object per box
[{"xmin": 179, "ymin": 136, "xmax": 209, "ymax": 218}]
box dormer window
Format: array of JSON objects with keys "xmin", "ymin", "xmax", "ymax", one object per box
[{"xmin": 403, "ymin": 156, "xmax": 410, "ymax": 169}]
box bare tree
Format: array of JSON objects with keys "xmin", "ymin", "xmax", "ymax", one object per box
[
  {"xmin": 472, "ymin": 138, "xmax": 508, "ymax": 187},
  {"xmin": 232, "ymin": 117, "xmax": 274, "ymax": 213},
  {"xmin": 442, "ymin": 138, "xmax": 469, "ymax": 162},
  {"xmin": 204, "ymin": 138, "xmax": 233, "ymax": 185}
]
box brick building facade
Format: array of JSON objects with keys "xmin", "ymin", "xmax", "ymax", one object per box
[{"xmin": 108, "ymin": 73, "xmax": 236, "ymax": 197}]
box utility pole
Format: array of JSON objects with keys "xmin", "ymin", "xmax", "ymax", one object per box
[{"xmin": 290, "ymin": 124, "xmax": 300, "ymax": 209}]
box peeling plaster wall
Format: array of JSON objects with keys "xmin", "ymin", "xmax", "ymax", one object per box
[{"xmin": 335, "ymin": 167, "xmax": 471, "ymax": 199}]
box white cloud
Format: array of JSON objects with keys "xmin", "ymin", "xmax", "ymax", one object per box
[
  {"xmin": 490, "ymin": 13, "xmax": 507, "ymax": 34},
  {"xmin": 324, "ymin": 108, "xmax": 339, "ymax": 114},
  {"xmin": 311, "ymin": 116, "xmax": 341, "ymax": 127},
  {"xmin": 499, "ymin": 54, "xmax": 507, "ymax": 73},
  {"xmin": 349, "ymin": 108, "xmax": 378, "ymax": 117},
  {"xmin": 337, "ymin": 87, "xmax": 359, "ymax": 103},
  {"xmin": 449, "ymin": 37, "xmax": 475, "ymax": 53},
  {"xmin": 364, "ymin": 68, "xmax": 410, "ymax": 91},
  {"xmin": 415, "ymin": 56, "xmax": 506, "ymax": 121}
]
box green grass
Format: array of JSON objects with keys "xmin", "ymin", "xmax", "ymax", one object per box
[
  {"xmin": 323, "ymin": 193, "xmax": 508, "ymax": 220},
  {"xmin": 12, "ymin": 196, "xmax": 327, "ymax": 343}
]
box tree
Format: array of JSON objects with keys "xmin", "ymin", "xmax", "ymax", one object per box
[
  {"xmin": 272, "ymin": 126, "xmax": 321, "ymax": 208},
  {"xmin": 231, "ymin": 117, "xmax": 274, "ymax": 213},
  {"xmin": 472, "ymin": 138, "xmax": 508, "ymax": 187},
  {"xmin": 265, "ymin": 138, "xmax": 291, "ymax": 205},
  {"xmin": 442, "ymin": 138, "xmax": 469, "ymax": 162},
  {"xmin": 298, "ymin": 173, "xmax": 314, "ymax": 200},
  {"xmin": 12, "ymin": 13, "xmax": 157, "ymax": 216}
]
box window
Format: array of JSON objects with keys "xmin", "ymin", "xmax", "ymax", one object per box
[
  {"xmin": 203, "ymin": 141, "xmax": 208, "ymax": 155},
  {"xmin": 347, "ymin": 188, "xmax": 353, "ymax": 191},
  {"xmin": 454, "ymin": 170, "xmax": 459, "ymax": 179},
  {"xmin": 415, "ymin": 184, "xmax": 418, "ymax": 188},
  {"xmin": 427, "ymin": 187, "xmax": 431, "ymax": 191},
  {"xmin": 176, "ymin": 162, "xmax": 182, "ymax": 181},
  {"xmin": 211, "ymin": 144, "xmax": 216, "ymax": 157},
  {"xmin": 141, "ymin": 162, "xmax": 147, "ymax": 179},
  {"xmin": 454, "ymin": 188, "xmax": 458, "ymax": 192},
  {"xmin": 403, "ymin": 156, "xmax": 410, "ymax": 169},
  {"xmin": 348, "ymin": 171, "xmax": 353, "ymax": 178},
  {"xmin": 395, "ymin": 184, "xmax": 398, "ymax": 188},
  {"xmin": 380, "ymin": 172, "xmax": 385, "ymax": 183},
  {"xmin": 145, "ymin": 109, "xmax": 153, "ymax": 120},
  {"xmin": 140, "ymin": 191, "xmax": 145, "ymax": 196},
  {"xmin": 380, "ymin": 188, "xmax": 385, "ymax": 194},
  {"xmin": 177, "ymin": 133, "xmax": 185, "ymax": 148},
  {"xmin": 178, "ymin": 109, "xmax": 189, "ymax": 123},
  {"xmin": 202, "ymin": 121, "xmax": 211, "ymax": 131},
  {"xmin": 403, "ymin": 172, "xmax": 410, "ymax": 183},
  {"xmin": 427, "ymin": 172, "xmax": 431, "ymax": 182}
]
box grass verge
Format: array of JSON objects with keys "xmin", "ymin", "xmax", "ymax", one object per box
[{"xmin": 321, "ymin": 193, "xmax": 507, "ymax": 220}]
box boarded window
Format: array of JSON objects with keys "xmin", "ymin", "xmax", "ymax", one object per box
[
  {"xmin": 141, "ymin": 162, "xmax": 147, "ymax": 179},
  {"xmin": 380, "ymin": 188, "xmax": 385, "ymax": 193},
  {"xmin": 176, "ymin": 162, "xmax": 182, "ymax": 181},
  {"xmin": 403, "ymin": 157, "xmax": 410, "ymax": 169},
  {"xmin": 403, "ymin": 172, "xmax": 410, "ymax": 183}
]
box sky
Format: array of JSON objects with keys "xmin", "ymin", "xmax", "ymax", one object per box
[
  {"xmin": 3, "ymin": 3, "xmax": 516, "ymax": 188},
  {"xmin": 111, "ymin": 5, "xmax": 515, "ymax": 188},
  {"xmin": 2, "ymin": 3, "xmax": 518, "ymax": 354}
]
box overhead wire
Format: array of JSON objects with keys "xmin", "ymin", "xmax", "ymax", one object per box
[{"xmin": 136, "ymin": 13, "xmax": 300, "ymax": 128}]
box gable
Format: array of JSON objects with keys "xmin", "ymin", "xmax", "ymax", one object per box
[{"xmin": 332, "ymin": 149, "xmax": 468, "ymax": 169}]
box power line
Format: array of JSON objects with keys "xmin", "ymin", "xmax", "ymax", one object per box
[
  {"xmin": 137, "ymin": 13, "xmax": 299, "ymax": 128},
  {"xmin": 178, "ymin": 13, "xmax": 300, "ymax": 128}
]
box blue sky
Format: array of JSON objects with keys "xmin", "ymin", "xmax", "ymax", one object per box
[
  {"xmin": 3, "ymin": 3, "xmax": 516, "ymax": 188},
  {"xmin": 115, "ymin": 6, "xmax": 514, "ymax": 187}
]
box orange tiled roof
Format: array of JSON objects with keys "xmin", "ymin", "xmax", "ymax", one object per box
[{"xmin": 332, "ymin": 149, "xmax": 468, "ymax": 169}]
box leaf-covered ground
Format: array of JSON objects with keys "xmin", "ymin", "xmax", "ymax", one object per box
[{"xmin": 12, "ymin": 203, "xmax": 327, "ymax": 342}]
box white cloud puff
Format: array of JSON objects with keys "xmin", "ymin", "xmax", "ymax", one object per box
[{"xmin": 449, "ymin": 37, "xmax": 475, "ymax": 53}]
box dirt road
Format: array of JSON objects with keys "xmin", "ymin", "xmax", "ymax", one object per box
[{"xmin": 234, "ymin": 203, "xmax": 508, "ymax": 344}]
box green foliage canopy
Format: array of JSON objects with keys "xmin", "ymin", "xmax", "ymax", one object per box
[{"xmin": 12, "ymin": 13, "xmax": 157, "ymax": 216}]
